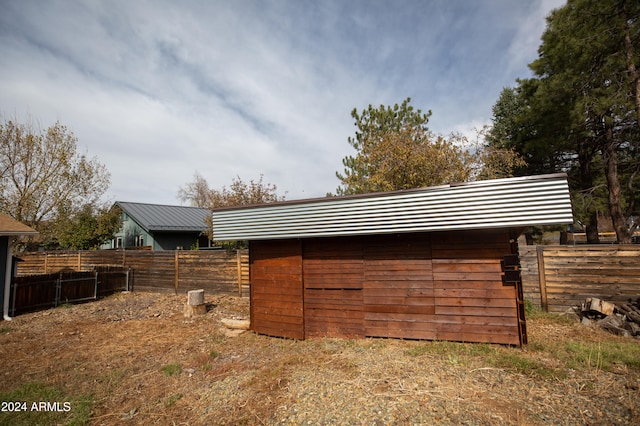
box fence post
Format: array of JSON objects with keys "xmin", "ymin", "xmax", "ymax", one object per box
[
  {"xmin": 237, "ymin": 250, "xmax": 242, "ymax": 297},
  {"xmin": 93, "ymin": 271, "xmax": 98, "ymax": 300},
  {"xmin": 536, "ymin": 245, "xmax": 548, "ymax": 312},
  {"xmin": 174, "ymin": 251, "xmax": 179, "ymax": 295},
  {"xmin": 10, "ymin": 280, "xmax": 16, "ymax": 317},
  {"xmin": 55, "ymin": 273, "xmax": 62, "ymax": 308}
]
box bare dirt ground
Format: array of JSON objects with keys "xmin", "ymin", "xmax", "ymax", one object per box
[{"xmin": 1, "ymin": 291, "xmax": 639, "ymax": 425}]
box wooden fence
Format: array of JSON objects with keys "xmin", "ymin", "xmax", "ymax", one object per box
[
  {"xmin": 17, "ymin": 246, "xmax": 638, "ymax": 315},
  {"xmin": 520, "ymin": 245, "xmax": 640, "ymax": 312},
  {"xmin": 10, "ymin": 267, "xmax": 130, "ymax": 316},
  {"xmin": 16, "ymin": 249, "xmax": 250, "ymax": 296}
]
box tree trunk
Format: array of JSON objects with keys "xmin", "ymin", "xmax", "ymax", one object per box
[
  {"xmin": 577, "ymin": 140, "xmax": 599, "ymax": 243},
  {"xmin": 603, "ymin": 126, "xmax": 632, "ymax": 244},
  {"xmin": 524, "ymin": 232, "xmax": 534, "ymax": 245},
  {"xmin": 559, "ymin": 231, "xmax": 568, "ymax": 245},
  {"xmin": 585, "ymin": 211, "xmax": 600, "ymax": 244},
  {"xmin": 622, "ymin": 4, "xmax": 640, "ymax": 130}
]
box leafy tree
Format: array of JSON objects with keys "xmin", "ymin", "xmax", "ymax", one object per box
[
  {"xmin": 178, "ymin": 173, "xmax": 286, "ymax": 248},
  {"xmin": 208, "ymin": 174, "xmax": 286, "ymax": 208},
  {"xmin": 336, "ymin": 98, "xmax": 480, "ymax": 195},
  {"xmin": 486, "ymin": 0, "xmax": 640, "ymax": 244},
  {"xmin": 178, "ymin": 173, "xmax": 285, "ymax": 208},
  {"xmin": 487, "ymin": 82, "xmax": 607, "ymax": 242},
  {"xmin": 335, "ymin": 98, "xmax": 526, "ymax": 195},
  {"xmin": 471, "ymin": 127, "xmax": 527, "ymax": 180},
  {"xmin": 0, "ymin": 117, "xmax": 111, "ymax": 249},
  {"xmin": 54, "ymin": 204, "xmax": 122, "ymax": 250},
  {"xmin": 532, "ymin": 0, "xmax": 640, "ymax": 243}
]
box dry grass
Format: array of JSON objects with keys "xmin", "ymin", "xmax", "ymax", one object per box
[{"xmin": 1, "ymin": 291, "xmax": 639, "ymax": 425}]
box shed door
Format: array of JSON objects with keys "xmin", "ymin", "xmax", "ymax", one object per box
[
  {"xmin": 303, "ymin": 237, "xmax": 364, "ymax": 337},
  {"xmin": 250, "ymin": 240, "xmax": 304, "ymax": 339}
]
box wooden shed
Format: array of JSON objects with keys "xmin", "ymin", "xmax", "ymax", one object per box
[{"xmin": 213, "ymin": 174, "xmax": 574, "ymax": 346}]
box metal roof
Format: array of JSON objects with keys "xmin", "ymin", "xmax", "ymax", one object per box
[
  {"xmin": 115, "ymin": 202, "xmax": 210, "ymax": 232},
  {"xmin": 212, "ymin": 174, "xmax": 574, "ymax": 241}
]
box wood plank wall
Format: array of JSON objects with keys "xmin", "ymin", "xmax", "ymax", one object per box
[
  {"xmin": 303, "ymin": 237, "xmax": 365, "ymax": 338},
  {"xmin": 432, "ymin": 231, "xmax": 519, "ymax": 345},
  {"xmin": 249, "ymin": 230, "xmax": 522, "ymax": 345},
  {"xmin": 250, "ymin": 240, "xmax": 304, "ymax": 339},
  {"xmin": 520, "ymin": 245, "xmax": 640, "ymax": 312},
  {"xmin": 518, "ymin": 245, "xmax": 540, "ymax": 303},
  {"xmin": 16, "ymin": 249, "xmax": 249, "ymax": 296},
  {"xmin": 363, "ymin": 234, "xmax": 435, "ymax": 340}
]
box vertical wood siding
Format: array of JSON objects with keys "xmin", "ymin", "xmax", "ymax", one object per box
[{"xmin": 250, "ymin": 240, "xmax": 304, "ymax": 339}]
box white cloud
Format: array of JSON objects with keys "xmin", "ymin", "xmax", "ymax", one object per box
[{"xmin": 1, "ymin": 0, "xmax": 564, "ymax": 204}]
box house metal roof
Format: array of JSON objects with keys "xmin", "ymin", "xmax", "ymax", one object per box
[
  {"xmin": 115, "ymin": 202, "xmax": 210, "ymax": 232},
  {"xmin": 212, "ymin": 173, "xmax": 574, "ymax": 241}
]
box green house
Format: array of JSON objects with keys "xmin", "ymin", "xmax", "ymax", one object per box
[{"xmin": 104, "ymin": 202, "xmax": 212, "ymax": 250}]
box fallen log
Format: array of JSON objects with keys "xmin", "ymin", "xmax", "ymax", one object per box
[
  {"xmin": 596, "ymin": 314, "xmax": 631, "ymax": 337},
  {"xmin": 617, "ymin": 303, "xmax": 640, "ymax": 324}
]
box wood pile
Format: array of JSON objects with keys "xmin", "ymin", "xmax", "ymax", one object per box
[{"xmin": 579, "ymin": 297, "xmax": 640, "ymax": 337}]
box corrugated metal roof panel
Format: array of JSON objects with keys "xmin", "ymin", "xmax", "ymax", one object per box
[
  {"xmin": 212, "ymin": 173, "xmax": 574, "ymax": 241},
  {"xmin": 116, "ymin": 202, "xmax": 210, "ymax": 232}
]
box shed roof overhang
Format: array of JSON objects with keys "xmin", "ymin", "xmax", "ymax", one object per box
[{"xmin": 212, "ymin": 173, "xmax": 574, "ymax": 241}]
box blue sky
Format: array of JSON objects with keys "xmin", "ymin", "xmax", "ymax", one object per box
[{"xmin": 0, "ymin": 0, "xmax": 565, "ymax": 205}]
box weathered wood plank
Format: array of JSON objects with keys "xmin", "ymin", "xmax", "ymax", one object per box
[
  {"xmin": 435, "ymin": 305, "xmax": 516, "ymax": 316},
  {"xmin": 434, "ymin": 288, "xmax": 516, "ymax": 298},
  {"xmin": 433, "ymin": 280, "xmax": 508, "ymax": 290},
  {"xmin": 435, "ymin": 330, "xmax": 520, "ymax": 345},
  {"xmin": 432, "ymin": 272, "xmax": 504, "ymax": 281},
  {"xmin": 364, "ymin": 304, "xmax": 436, "ymax": 315}
]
